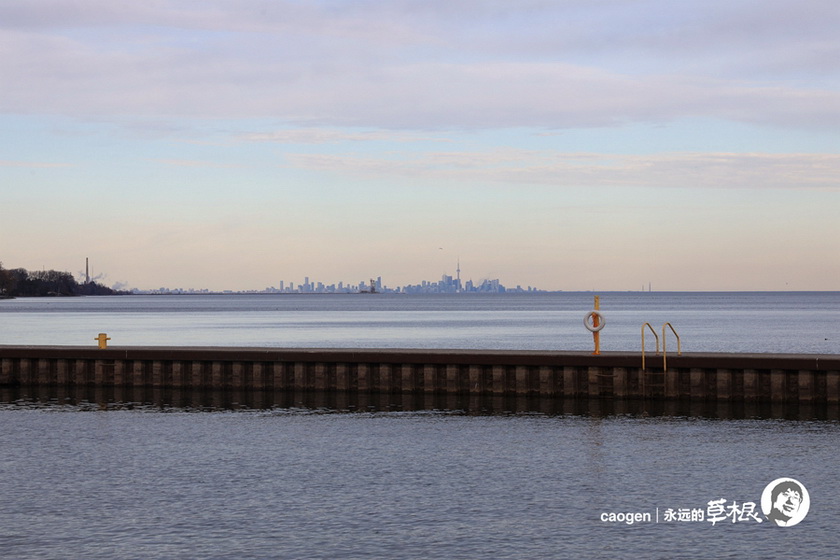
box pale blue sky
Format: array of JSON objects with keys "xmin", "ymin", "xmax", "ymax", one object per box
[{"xmin": 1, "ymin": 0, "xmax": 839, "ymax": 291}]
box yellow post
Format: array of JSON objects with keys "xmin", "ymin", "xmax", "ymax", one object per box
[
  {"xmin": 592, "ymin": 295, "xmax": 600, "ymax": 355},
  {"xmin": 95, "ymin": 333, "xmax": 111, "ymax": 349}
]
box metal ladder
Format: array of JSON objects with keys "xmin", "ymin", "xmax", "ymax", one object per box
[{"xmin": 640, "ymin": 322, "xmax": 681, "ymax": 396}]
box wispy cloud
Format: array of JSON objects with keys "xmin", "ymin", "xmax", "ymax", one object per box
[
  {"xmin": 154, "ymin": 158, "xmax": 244, "ymax": 168},
  {"xmin": 237, "ymin": 129, "xmax": 452, "ymax": 144},
  {"xmin": 1, "ymin": 2, "xmax": 838, "ymax": 130},
  {"xmin": 0, "ymin": 160, "xmax": 74, "ymax": 168},
  {"xmin": 286, "ymin": 151, "xmax": 840, "ymax": 190}
]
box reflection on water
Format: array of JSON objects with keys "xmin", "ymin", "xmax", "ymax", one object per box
[
  {"xmin": 3, "ymin": 385, "xmax": 838, "ymax": 421},
  {"xmin": 2, "ymin": 385, "xmax": 839, "ymax": 560}
]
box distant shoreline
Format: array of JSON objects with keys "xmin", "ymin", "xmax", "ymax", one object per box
[
  {"xmin": 3, "ymin": 290, "xmax": 839, "ymax": 300},
  {"xmin": 92, "ymin": 289, "xmax": 840, "ymax": 295}
]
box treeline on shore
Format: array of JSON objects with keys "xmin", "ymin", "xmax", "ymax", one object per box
[{"xmin": 0, "ymin": 263, "xmax": 124, "ymax": 297}]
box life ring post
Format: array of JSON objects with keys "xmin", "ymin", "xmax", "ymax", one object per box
[
  {"xmin": 583, "ymin": 295, "xmax": 603, "ymax": 355},
  {"xmin": 593, "ymin": 295, "xmax": 600, "ymax": 355}
]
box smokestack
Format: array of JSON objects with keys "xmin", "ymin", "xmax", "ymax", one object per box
[{"xmin": 86, "ymin": 258, "xmax": 90, "ymax": 284}]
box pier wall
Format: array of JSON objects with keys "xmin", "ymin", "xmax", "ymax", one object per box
[{"xmin": 1, "ymin": 346, "xmax": 839, "ymax": 404}]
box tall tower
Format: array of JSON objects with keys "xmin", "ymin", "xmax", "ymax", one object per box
[
  {"xmin": 85, "ymin": 258, "xmax": 90, "ymax": 284},
  {"xmin": 456, "ymin": 258, "xmax": 461, "ymax": 293}
]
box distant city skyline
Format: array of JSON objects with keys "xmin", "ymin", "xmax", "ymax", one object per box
[
  {"xmin": 2, "ymin": 2, "xmax": 838, "ymax": 291},
  {"xmin": 133, "ymin": 267, "xmax": 544, "ymax": 295}
]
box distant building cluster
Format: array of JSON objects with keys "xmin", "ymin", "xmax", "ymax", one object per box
[
  {"xmin": 262, "ymin": 274, "xmax": 542, "ymax": 294},
  {"xmin": 136, "ymin": 271, "xmax": 543, "ymax": 295},
  {"xmin": 398, "ymin": 274, "xmax": 541, "ymax": 294}
]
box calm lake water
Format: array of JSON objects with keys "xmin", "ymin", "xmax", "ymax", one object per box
[
  {"xmin": 1, "ymin": 293, "xmax": 838, "ymax": 558},
  {"xmin": 0, "ymin": 405, "xmax": 837, "ymax": 559},
  {"xmin": 1, "ymin": 291, "xmax": 839, "ymax": 353}
]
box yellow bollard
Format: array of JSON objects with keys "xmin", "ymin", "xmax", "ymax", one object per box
[{"xmin": 95, "ymin": 333, "xmax": 111, "ymax": 349}]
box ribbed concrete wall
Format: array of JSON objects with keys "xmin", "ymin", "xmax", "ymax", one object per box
[{"xmin": 1, "ymin": 346, "xmax": 839, "ymax": 403}]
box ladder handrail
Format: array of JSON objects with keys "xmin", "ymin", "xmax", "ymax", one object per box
[
  {"xmin": 662, "ymin": 322, "xmax": 681, "ymax": 371},
  {"xmin": 641, "ymin": 322, "xmax": 660, "ymax": 372}
]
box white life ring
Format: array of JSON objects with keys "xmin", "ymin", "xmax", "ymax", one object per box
[{"xmin": 584, "ymin": 311, "xmax": 605, "ymax": 332}]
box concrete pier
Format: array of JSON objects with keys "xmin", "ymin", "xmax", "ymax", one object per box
[{"xmin": 2, "ymin": 346, "xmax": 839, "ymax": 404}]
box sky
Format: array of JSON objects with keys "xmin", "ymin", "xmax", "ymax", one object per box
[{"xmin": 1, "ymin": 0, "xmax": 839, "ymax": 292}]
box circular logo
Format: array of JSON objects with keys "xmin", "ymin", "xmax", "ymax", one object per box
[{"xmin": 761, "ymin": 477, "xmax": 810, "ymax": 527}]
